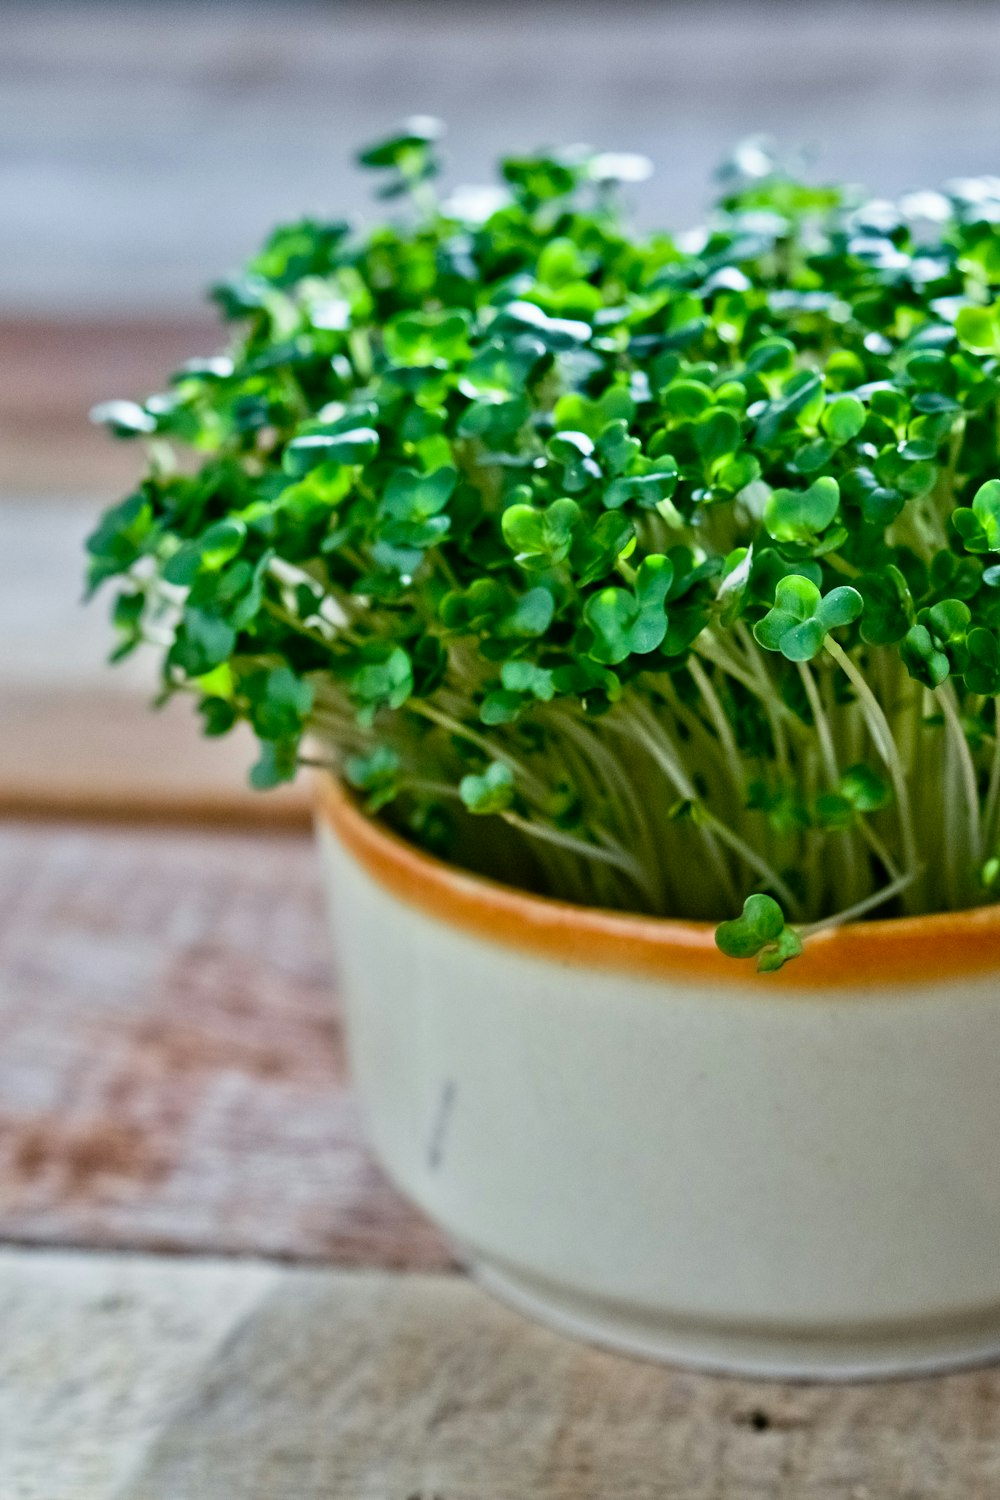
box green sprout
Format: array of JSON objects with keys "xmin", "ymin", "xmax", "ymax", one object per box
[{"xmin": 87, "ymin": 123, "xmax": 1000, "ymax": 965}]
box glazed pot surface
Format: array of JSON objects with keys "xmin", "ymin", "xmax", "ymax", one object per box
[{"xmin": 316, "ymin": 778, "xmax": 1000, "ymax": 1379}]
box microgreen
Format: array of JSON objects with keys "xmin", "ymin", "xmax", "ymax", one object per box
[{"xmin": 88, "ymin": 125, "xmax": 1000, "ymax": 964}]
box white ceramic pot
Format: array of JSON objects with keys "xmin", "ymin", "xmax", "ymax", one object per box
[{"xmin": 316, "ymin": 777, "xmax": 1000, "ymax": 1380}]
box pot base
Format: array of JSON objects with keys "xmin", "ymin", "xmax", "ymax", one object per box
[{"xmin": 470, "ymin": 1255, "xmax": 1000, "ymax": 1382}]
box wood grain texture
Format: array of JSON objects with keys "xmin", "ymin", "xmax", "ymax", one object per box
[
  {"xmin": 0, "ymin": 821, "xmax": 450, "ymax": 1269},
  {"xmin": 0, "ymin": 317, "xmax": 217, "ymax": 495},
  {"xmin": 8, "ymin": 0, "xmax": 1000, "ymax": 321},
  {"xmin": 10, "ymin": 1248, "xmax": 1000, "ymax": 1499},
  {"xmin": 121, "ymin": 1265, "xmax": 1000, "ymax": 1500},
  {"xmin": 0, "ymin": 1246, "xmax": 281, "ymax": 1500},
  {"xmin": 0, "ymin": 500, "xmax": 310, "ymax": 820}
]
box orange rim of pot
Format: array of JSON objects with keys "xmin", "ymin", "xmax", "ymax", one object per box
[{"xmin": 316, "ymin": 774, "xmax": 1000, "ymax": 990}]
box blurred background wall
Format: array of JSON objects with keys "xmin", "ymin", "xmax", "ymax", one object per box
[{"xmin": 4, "ymin": 0, "xmax": 1000, "ymax": 816}]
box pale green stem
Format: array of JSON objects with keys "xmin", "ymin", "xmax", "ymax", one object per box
[
  {"xmin": 984, "ymin": 698, "xmax": 1000, "ymax": 853},
  {"xmin": 799, "ymin": 865, "xmax": 922, "ymax": 938},
  {"xmin": 261, "ymin": 597, "xmax": 352, "ymax": 653},
  {"xmin": 555, "ymin": 709, "xmax": 664, "ymax": 899},
  {"xmin": 408, "ymin": 701, "xmax": 548, "ymax": 801},
  {"xmin": 796, "ymin": 662, "xmax": 839, "ymax": 789},
  {"xmin": 622, "ymin": 704, "xmax": 741, "ymax": 909},
  {"xmin": 406, "ymin": 778, "xmax": 462, "ymax": 801},
  {"xmin": 936, "ymin": 683, "xmax": 982, "ymax": 874},
  {"xmin": 797, "ymin": 659, "xmax": 863, "ymax": 906},
  {"xmin": 823, "ymin": 637, "xmax": 919, "ymax": 883},
  {"xmin": 500, "ymin": 811, "xmax": 657, "ymax": 903},
  {"xmin": 698, "ymin": 810, "xmax": 803, "ymax": 919},
  {"xmin": 687, "ymin": 656, "xmax": 746, "ymax": 794},
  {"xmin": 857, "ymin": 818, "xmax": 902, "ymax": 882},
  {"xmin": 735, "ymin": 621, "xmax": 789, "ymax": 771},
  {"xmin": 693, "ymin": 633, "xmax": 808, "ymax": 742},
  {"xmin": 298, "ymin": 754, "xmax": 338, "ymax": 773}
]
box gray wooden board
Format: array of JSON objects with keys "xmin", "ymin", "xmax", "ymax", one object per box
[
  {"xmin": 6, "ymin": 1247, "xmax": 1000, "ymax": 1500},
  {"xmin": 6, "ymin": 1, "xmax": 1000, "ymax": 316},
  {"xmin": 0, "ymin": 500, "xmax": 309, "ymax": 819}
]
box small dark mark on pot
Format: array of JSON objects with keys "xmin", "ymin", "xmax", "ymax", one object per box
[{"xmin": 427, "ymin": 1079, "xmax": 457, "ymax": 1172}]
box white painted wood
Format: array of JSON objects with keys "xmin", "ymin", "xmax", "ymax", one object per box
[
  {"xmin": 1, "ymin": 1249, "xmax": 995, "ymax": 1500},
  {"xmin": 0, "ymin": 1248, "xmax": 280, "ymax": 1500}
]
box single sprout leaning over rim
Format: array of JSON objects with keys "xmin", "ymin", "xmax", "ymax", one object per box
[{"xmin": 87, "ymin": 121, "xmax": 1000, "ymax": 970}]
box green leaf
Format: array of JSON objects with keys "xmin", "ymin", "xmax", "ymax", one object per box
[
  {"xmin": 85, "ymin": 492, "xmax": 154, "ymax": 590},
  {"xmin": 715, "ymin": 894, "xmax": 802, "ymax": 971},
  {"xmin": 385, "ymin": 308, "xmax": 471, "ymax": 366},
  {"xmin": 344, "ymin": 745, "xmax": 402, "ymax": 811},
  {"xmin": 356, "ymin": 116, "xmax": 444, "ymax": 183},
  {"xmin": 900, "ymin": 623, "xmax": 950, "ymax": 688},
  {"xmin": 839, "ymin": 763, "xmax": 893, "ymax": 813},
  {"xmin": 694, "ymin": 409, "xmax": 741, "ymax": 469},
  {"xmin": 283, "ymin": 427, "xmax": 379, "ymax": 476},
  {"xmin": 349, "ymin": 647, "xmax": 413, "ymax": 723},
  {"xmin": 382, "ymin": 466, "xmax": 457, "ymax": 522},
  {"xmin": 248, "ymin": 666, "xmax": 313, "ymax": 741},
  {"xmin": 754, "ymin": 371, "xmax": 823, "ymax": 446},
  {"xmin": 480, "ymin": 690, "xmax": 524, "ymax": 725},
  {"xmin": 956, "ymin": 301, "xmax": 1000, "ymax": 355},
  {"xmin": 603, "ymin": 463, "xmax": 678, "ymax": 512},
  {"xmin": 856, "ymin": 566, "xmax": 913, "ymax": 645},
  {"xmin": 900, "ymin": 600, "xmax": 970, "ymax": 687},
  {"xmin": 753, "ymin": 576, "xmax": 862, "ymax": 662},
  {"xmin": 459, "ymin": 761, "xmax": 515, "ymax": 814},
  {"xmin": 583, "ymin": 554, "xmax": 673, "ymax": 665},
  {"xmin": 90, "ymin": 399, "xmax": 157, "ymax": 438},
  {"xmin": 502, "ymin": 498, "xmax": 580, "ymax": 568},
  {"xmin": 572, "ymin": 511, "xmax": 635, "ymax": 585},
  {"xmin": 963, "ymin": 627, "xmax": 1000, "ymax": 695},
  {"xmin": 764, "ymin": 476, "xmax": 840, "ymax": 544},
  {"xmin": 457, "ymin": 395, "xmax": 529, "ymax": 443},
  {"xmin": 595, "ymin": 420, "xmax": 641, "ymax": 476},
  {"xmin": 717, "ymin": 545, "xmax": 753, "ymax": 626},
  {"xmin": 249, "ymin": 739, "xmax": 299, "ymax": 789},
  {"xmin": 169, "ymin": 608, "xmax": 236, "ymax": 676},
  {"xmin": 953, "ymin": 479, "xmax": 1000, "ymax": 554},
  {"xmin": 499, "ymin": 587, "xmax": 556, "ymax": 638},
  {"xmin": 821, "ymin": 395, "xmax": 866, "ymax": 445},
  {"xmin": 501, "ymin": 659, "xmax": 555, "ymax": 700},
  {"xmin": 163, "ymin": 519, "xmax": 247, "ymax": 585}
]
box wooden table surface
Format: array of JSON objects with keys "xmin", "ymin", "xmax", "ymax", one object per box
[
  {"xmin": 8, "ymin": 4, "xmax": 1000, "ymax": 1492},
  {"xmin": 7, "ymin": 819, "xmax": 1000, "ymax": 1498}
]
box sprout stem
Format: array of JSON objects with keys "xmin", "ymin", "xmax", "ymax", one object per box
[
  {"xmin": 823, "ymin": 637, "xmax": 919, "ymax": 885},
  {"xmin": 500, "ymin": 811, "xmax": 657, "ymax": 903},
  {"xmin": 985, "ymin": 698, "xmax": 1000, "ymax": 851},
  {"xmin": 936, "ymin": 683, "xmax": 982, "ymax": 873},
  {"xmin": 799, "ymin": 865, "xmax": 922, "ymax": 938}
]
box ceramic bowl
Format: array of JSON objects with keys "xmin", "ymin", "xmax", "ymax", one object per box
[{"xmin": 316, "ymin": 775, "xmax": 1000, "ymax": 1379}]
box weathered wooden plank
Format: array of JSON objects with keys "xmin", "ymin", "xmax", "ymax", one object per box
[
  {"xmin": 9, "ymin": 1246, "xmax": 1000, "ymax": 1500},
  {"xmin": 0, "ymin": 822, "xmax": 450, "ymax": 1269},
  {"xmin": 11, "ymin": 1248, "xmax": 1000, "ymax": 1500},
  {"xmin": 0, "ymin": 500, "xmax": 309, "ymax": 820},
  {"xmin": 0, "ymin": 1246, "xmax": 281, "ymax": 1500},
  {"xmin": 0, "ymin": 687, "xmax": 310, "ymax": 824},
  {"xmin": 117, "ymin": 1263, "xmax": 1000, "ymax": 1500},
  {"xmin": 0, "ymin": 316, "xmax": 217, "ymax": 495},
  {"xmin": 8, "ymin": 1, "xmax": 1000, "ymax": 322}
]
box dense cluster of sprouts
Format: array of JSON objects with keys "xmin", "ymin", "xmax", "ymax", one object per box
[{"xmin": 88, "ymin": 122, "xmax": 1000, "ymax": 967}]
